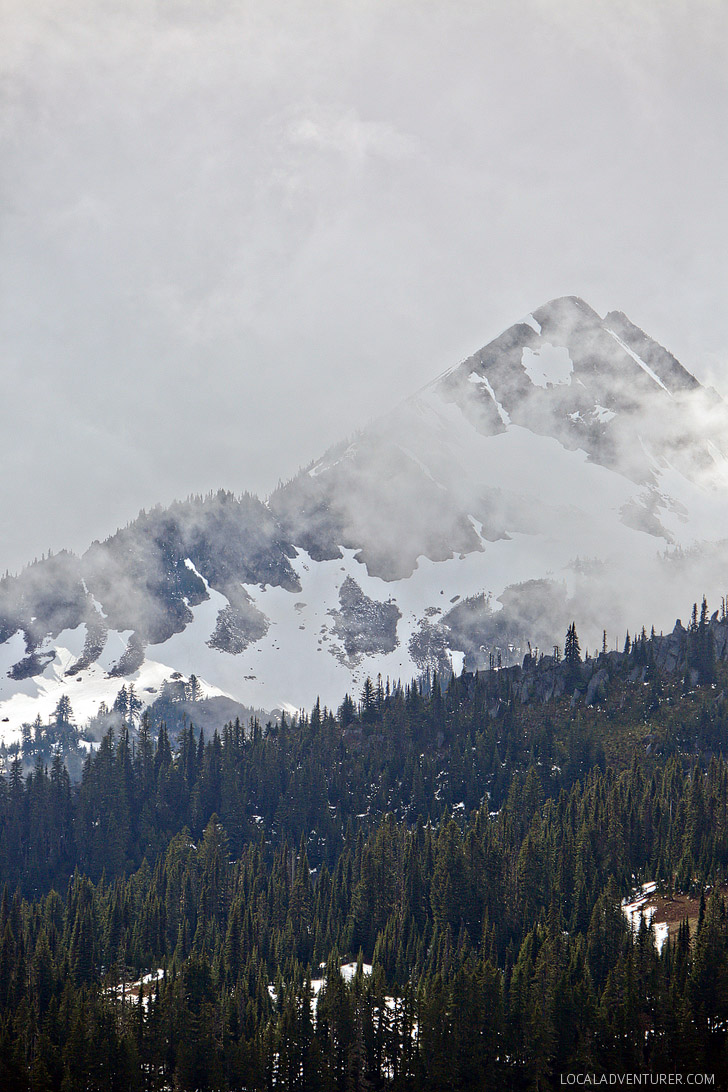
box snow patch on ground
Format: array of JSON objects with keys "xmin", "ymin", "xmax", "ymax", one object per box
[
  {"xmin": 339, "ymin": 961, "xmax": 373, "ymax": 982},
  {"xmin": 270, "ymin": 962, "xmax": 373, "ymax": 1017},
  {"xmin": 622, "ymin": 882, "xmax": 669, "ymax": 954},
  {"xmin": 106, "ymin": 969, "xmax": 164, "ymax": 1010}
]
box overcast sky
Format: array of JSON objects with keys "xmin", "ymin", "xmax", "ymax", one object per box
[{"xmin": 1, "ymin": 0, "xmax": 727, "ymax": 574}]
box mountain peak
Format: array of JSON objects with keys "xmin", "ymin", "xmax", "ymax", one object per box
[
  {"xmin": 531, "ymin": 295, "xmax": 603, "ymax": 328},
  {"xmin": 602, "ymin": 310, "xmax": 701, "ymax": 394},
  {"xmin": 1, "ymin": 299, "xmax": 728, "ymax": 738}
]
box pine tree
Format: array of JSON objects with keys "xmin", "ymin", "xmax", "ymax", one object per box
[
  {"xmin": 565, "ymin": 622, "xmax": 581, "ymax": 688},
  {"xmin": 696, "ymin": 595, "xmax": 716, "ymax": 685},
  {"xmin": 360, "ymin": 678, "xmax": 376, "ymax": 723}
]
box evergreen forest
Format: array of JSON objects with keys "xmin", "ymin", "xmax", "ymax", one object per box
[{"xmin": 3, "ymin": 603, "xmax": 728, "ymax": 1088}]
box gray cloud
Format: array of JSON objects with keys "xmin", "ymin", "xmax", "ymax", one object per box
[{"xmin": 1, "ymin": 0, "xmax": 727, "ymax": 572}]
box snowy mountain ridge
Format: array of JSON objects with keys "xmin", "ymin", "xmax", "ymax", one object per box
[{"xmin": 2, "ymin": 295, "xmax": 728, "ymax": 741}]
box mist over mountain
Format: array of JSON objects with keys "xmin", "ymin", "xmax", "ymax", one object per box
[{"xmin": 2, "ymin": 296, "xmax": 728, "ymax": 739}]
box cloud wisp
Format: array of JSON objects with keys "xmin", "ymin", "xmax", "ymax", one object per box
[{"xmin": 1, "ymin": 0, "xmax": 726, "ymax": 572}]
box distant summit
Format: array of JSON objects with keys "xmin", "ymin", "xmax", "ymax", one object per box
[{"xmin": 2, "ymin": 299, "xmax": 728, "ymax": 737}]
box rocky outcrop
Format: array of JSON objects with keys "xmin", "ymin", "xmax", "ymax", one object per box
[
  {"xmin": 507, "ymin": 614, "xmax": 728, "ymax": 708},
  {"xmin": 329, "ymin": 578, "xmax": 401, "ymax": 660}
]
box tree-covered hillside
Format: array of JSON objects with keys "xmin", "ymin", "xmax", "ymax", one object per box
[{"xmin": 3, "ymin": 603, "xmax": 728, "ymax": 1088}]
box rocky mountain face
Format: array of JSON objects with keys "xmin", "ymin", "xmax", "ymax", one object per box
[{"xmin": 2, "ymin": 296, "xmax": 728, "ymax": 738}]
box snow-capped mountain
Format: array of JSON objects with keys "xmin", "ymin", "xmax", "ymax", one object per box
[{"xmin": 2, "ymin": 296, "xmax": 728, "ymax": 739}]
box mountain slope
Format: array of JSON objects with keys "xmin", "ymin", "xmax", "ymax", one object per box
[{"xmin": 2, "ymin": 296, "xmax": 728, "ymax": 738}]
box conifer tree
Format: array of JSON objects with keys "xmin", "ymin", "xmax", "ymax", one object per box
[{"xmin": 565, "ymin": 622, "xmax": 581, "ymax": 687}]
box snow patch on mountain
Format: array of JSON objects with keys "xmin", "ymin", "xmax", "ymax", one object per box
[
  {"xmin": 0, "ymin": 577, "xmax": 239, "ymax": 741},
  {"xmin": 521, "ymin": 343, "xmax": 573, "ymax": 388},
  {"xmin": 0, "ymin": 633, "xmax": 27, "ymax": 686},
  {"xmin": 468, "ymin": 371, "xmax": 511, "ymax": 425},
  {"xmin": 605, "ymin": 328, "xmax": 671, "ymax": 395},
  {"xmin": 0, "ymin": 636, "xmax": 231, "ymax": 745},
  {"xmin": 644, "ymin": 458, "xmax": 728, "ymax": 545}
]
